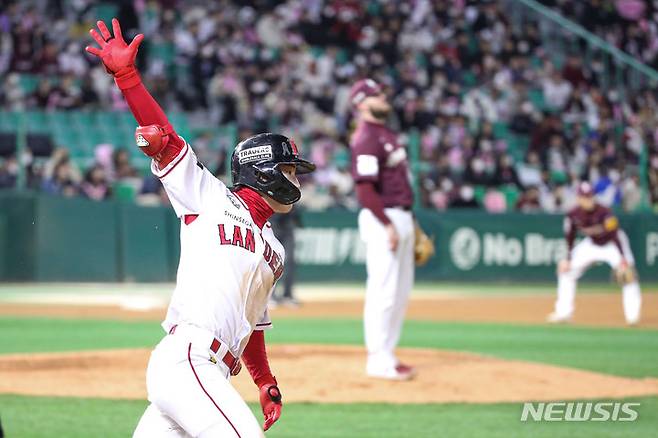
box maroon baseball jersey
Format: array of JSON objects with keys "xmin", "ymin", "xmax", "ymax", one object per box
[
  {"xmin": 350, "ymin": 120, "xmax": 414, "ymax": 208},
  {"xmin": 564, "ymin": 203, "xmax": 623, "ymax": 254}
]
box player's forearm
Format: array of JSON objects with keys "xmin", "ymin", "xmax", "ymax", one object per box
[
  {"xmin": 120, "ymin": 80, "xmax": 169, "ymax": 127},
  {"xmin": 566, "ymin": 229, "xmax": 576, "ymax": 259},
  {"xmin": 242, "ymin": 330, "xmax": 276, "ymax": 387},
  {"xmin": 355, "ymin": 182, "xmax": 391, "ymax": 225},
  {"xmin": 612, "ymin": 231, "xmax": 625, "ymax": 258},
  {"xmin": 117, "ymin": 74, "xmax": 185, "ymax": 167},
  {"xmin": 119, "ymin": 81, "xmax": 184, "ymax": 146}
]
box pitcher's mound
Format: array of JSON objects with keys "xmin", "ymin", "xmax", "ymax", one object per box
[{"xmin": 1, "ymin": 345, "xmax": 657, "ymax": 403}]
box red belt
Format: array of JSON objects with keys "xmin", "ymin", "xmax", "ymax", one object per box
[{"xmin": 169, "ymin": 324, "xmax": 241, "ymax": 376}]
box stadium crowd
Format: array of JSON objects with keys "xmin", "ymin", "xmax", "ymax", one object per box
[{"xmin": 0, "ymin": 0, "xmax": 657, "ymax": 212}]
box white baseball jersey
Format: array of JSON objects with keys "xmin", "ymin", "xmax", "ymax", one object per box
[{"xmin": 155, "ymin": 141, "xmax": 285, "ymax": 356}]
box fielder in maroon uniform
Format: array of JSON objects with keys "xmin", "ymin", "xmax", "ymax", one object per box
[
  {"xmin": 549, "ymin": 182, "xmax": 642, "ymax": 325},
  {"xmin": 349, "ymin": 78, "xmax": 416, "ymax": 380}
]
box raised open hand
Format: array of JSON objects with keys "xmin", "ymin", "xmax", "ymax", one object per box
[{"xmin": 85, "ymin": 18, "xmax": 144, "ymax": 76}]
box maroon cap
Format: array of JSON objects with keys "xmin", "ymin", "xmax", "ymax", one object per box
[
  {"xmin": 577, "ymin": 181, "xmax": 594, "ymax": 197},
  {"xmin": 349, "ymin": 78, "xmax": 382, "ymax": 107}
]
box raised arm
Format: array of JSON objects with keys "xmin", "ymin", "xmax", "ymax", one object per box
[{"xmin": 85, "ymin": 19, "xmax": 184, "ymax": 169}]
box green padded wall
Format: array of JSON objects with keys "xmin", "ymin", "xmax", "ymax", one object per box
[
  {"xmin": 35, "ymin": 195, "xmax": 118, "ymax": 281},
  {"xmin": 117, "ymin": 203, "xmax": 170, "ymax": 282}
]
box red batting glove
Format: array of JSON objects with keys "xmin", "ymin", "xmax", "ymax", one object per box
[
  {"xmin": 85, "ymin": 18, "xmax": 144, "ymax": 87},
  {"xmin": 259, "ymin": 380, "xmax": 282, "ymax": 431}
]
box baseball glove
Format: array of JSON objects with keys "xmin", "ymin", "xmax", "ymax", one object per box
[
  {"xmin": 614, "ymin": 263, "xmax": 636, "ymax": 285},
  {"xmin": 414, "ymin": 223, "xmax": 435, "ymax": 266}
]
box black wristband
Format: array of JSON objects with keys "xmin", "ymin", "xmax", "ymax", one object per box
[{"xmin": 267, "ymin": 385, "xmax": 282, "ymax": 403}]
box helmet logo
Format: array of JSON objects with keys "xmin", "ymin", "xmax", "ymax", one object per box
[
  {"xmin": 136, "ymin": 134, "xmax": 149, "ymax": 147},
  {"xmin": 289, "ymin": 139, "xmax": 299, "ymax": 155},
  {"xmin": 237, "ymin": 145, "xmax": 273, "ymax": 164}
]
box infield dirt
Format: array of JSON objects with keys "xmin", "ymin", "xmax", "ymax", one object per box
[
  {"xmin": 2, "ymin": 293, "xmax": 657, "ymax": 403},
  {"xmin": 1, "ymin": 345, "xmax": 657, "ymax": 404}
]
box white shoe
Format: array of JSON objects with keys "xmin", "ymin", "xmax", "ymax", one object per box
[
  {"xmin": 626, "ymin": 318, "xmax": 640, "ymax": 327},
  {"xmin": 547, "ymin": 312, "xmax": 572, "ymax": 324},
  {"xmin": 367, "ymin": 363, "xmax": 416, "ymax": 381}
]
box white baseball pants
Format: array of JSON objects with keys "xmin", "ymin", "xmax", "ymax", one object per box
[
  {"xmin": 358, "ymin": 208, "xmax": 415, "ymax": 374},
  {"xmin": 133, "ymin": 325, "xmax": 264, "ymax": 438},
  {"xmin": 554, "ymin": 231, "xmax": 642, "ymax": 324}
]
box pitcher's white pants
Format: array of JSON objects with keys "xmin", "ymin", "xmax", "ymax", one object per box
[
  {"xmin": 133, "ymin": 325, "xmax": 264, "ymax": 438},
  {"xmin": 554, "ymin": 231, "xmax": 641, "ymax": 324},
  {"xmin": 358, "ymin": 208, "xmax": 415, "ymax": 373}
]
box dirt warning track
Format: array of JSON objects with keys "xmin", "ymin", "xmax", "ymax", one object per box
[{"xmin": 2, "ymin": 293, "xmax": 657, "ymax": 328}]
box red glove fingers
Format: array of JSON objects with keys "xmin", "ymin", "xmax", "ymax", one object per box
[
  {"xmin": 97, "ymin": 19, "xmax": 112, "ymax": 40},
  {"xmin": 85, "ymin": 18, "xmax": 144, "ymax": 82},
  {"xmin": 260, "ymin": 384, "xmax": 282, "ymax": 431}
]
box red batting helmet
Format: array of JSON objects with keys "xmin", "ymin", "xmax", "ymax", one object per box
[{"xmin": 349, "ymin": 78, "xmax": 383, "ymax": 107}]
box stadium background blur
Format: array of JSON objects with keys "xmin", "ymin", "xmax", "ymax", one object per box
[
  {"xmin": 2, "ymin": 1, "xmax": 658, "ymax": 438},
  {"xmin": 1, "ymin": 0, "xmax": 658, "ymax": 213}
]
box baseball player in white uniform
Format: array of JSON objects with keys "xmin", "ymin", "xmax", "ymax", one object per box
[
  {"xmin": 548, "ymin": 182, "xmax": 642, "ymax": 325},
  {"xmin": 348, "ymin": 79, "xmax": 416, "ymax": 380},
  {"xmin": 86, "ymin": 19, "xmax": 316, "ymax": 437}
]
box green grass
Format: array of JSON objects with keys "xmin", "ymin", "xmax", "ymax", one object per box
[
  {"xmin": 2, "ymin": 318, "xmax": 657, "ymax": 378},
  {"xmin": 1, "ymin": 394, "xmax": 656, "ymax": 438}
]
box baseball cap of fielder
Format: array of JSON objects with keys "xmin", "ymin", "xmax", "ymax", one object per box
[
  {"xmin": 349, "ymin": 78, "xmax": 382, "ymax": 107},
  {"xmin": 577, "ymin": 181, "xmax": 594, "ymax": 197}
]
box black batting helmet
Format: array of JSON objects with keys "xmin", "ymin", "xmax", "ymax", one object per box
[{"xmin": 231, "ymin": 133, "xmax": 316, "ymax": 205}]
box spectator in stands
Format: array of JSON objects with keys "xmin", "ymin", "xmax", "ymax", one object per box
[
  {"xmin": 80, "ymin": 165, "xmax": 110, "ymax": 201},
  {"xmin": 29, "ymin": 78, "xmax": 55, "ymax": 108},
  {"xmin": 112, "ymin": 149, "xmax": 138, "ymax": 180},
  {"xmin": 515, "ymin": 186, "xmax": 542, "ymax": 212},
  {"xmin": 0, "ymin": 157, "xmax": 17, "ymax": 189},
  {"xmin": 542, "ymin": 66, "xmax": 572, "ymax": 110},
  {"xmin": 0, "ymin": 0, "xmax": 655, "ymax": 212},
  {"xmin": 41, "ymin": 160, "xmax": 78, "ymax": 197},
  {"xmin": 449, "ymin": 184, "xmax": 479, "ymax": 209},
  {"xmin": 2, "ymin": 73, "xmax": 25, "ymax": 110}
]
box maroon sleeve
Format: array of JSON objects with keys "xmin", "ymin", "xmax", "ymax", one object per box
[
  {"xmin": 601, "ymin": 209, "xmax": 625, "ymax": 257},
  {"xmin": 356, "ymin": 182, "xmax": 391, "ymax": 225}
]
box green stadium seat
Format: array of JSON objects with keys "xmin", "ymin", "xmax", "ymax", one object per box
[
  {"xmin": 502, "ymin": 185, "xmax": 521, "ymax": 210},
  {"xmin": 94, "ymin": 2, "xmax": 118, "ymax": 24},
  {"xmin": 96, "ymin": 111, "xmax": 120, "ymax": 128},
  {"xmin": 54, "ymin": 129, "xmax": 81, "ymax": 151},
  {"xmin": 26, "ymin": 111, "xmax": 48, "ymax": 129},
  {"xmin": 0, "ymin": 112, "xmax": 21, "ymax": 131},
  {"xmin": 528, "ymin": 89, "xmax": 546, "ymax": 111},
  {"xmin": 474, "ymin": 185, "xmax": 486, "ymax": 204},
  {"xmin": 492, "ymin": 121, "xmax": 509, "ymax": 139},
  {"xmin": 19, "ymin": 74, "xmax": 40, "ymax": 94},
  {"xmin": 74, "ymin": 111, "xmax": 95, "ymax": 128}
]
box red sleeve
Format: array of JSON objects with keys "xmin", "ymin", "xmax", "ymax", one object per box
[
  {"xmin": 116, "ymin": 70, "xmax": 185, "ymax": 151},
  {"xmin": 356, "ymin": 181, "xmax": 391, "ymax": 225},
  {"xmin": 241, "ymin": 330, "xmax": 276, "ymax": 388}
]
